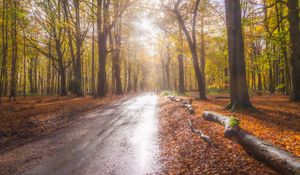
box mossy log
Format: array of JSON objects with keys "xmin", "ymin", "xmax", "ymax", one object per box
[{"xmin": 202, "ymin": 111, "xmax": 300, "ymax": 175}]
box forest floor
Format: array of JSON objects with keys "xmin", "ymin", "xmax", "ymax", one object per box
[
  {"xmin": 0, "ymin": 93, "xmax": 135, "ymax": 151},
  {"xmin": 158, "ymin": 93, "xmax": 300, "ymax": 174},
  {"xmin": 0, "ymin": 92, "xmax": 299, "ymax": 174}
]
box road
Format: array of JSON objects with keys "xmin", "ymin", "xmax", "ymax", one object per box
[{"xmin": 0, "ymin": 93, "xmax": 161, "ymax": 175}]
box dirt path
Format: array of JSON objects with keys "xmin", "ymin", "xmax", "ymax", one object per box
[{"xmin": 0, "ymin": 93, "xmax": 161, "ymax": 175}]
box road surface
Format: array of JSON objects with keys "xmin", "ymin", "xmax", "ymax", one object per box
[{"xmin": 0, "ymin": 93, "xmax": 161, "ymax": 175}]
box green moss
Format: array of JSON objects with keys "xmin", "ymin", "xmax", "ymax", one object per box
[{"xmin": 229, "ymin": 116, "xmax": 240, "ymax": 127}]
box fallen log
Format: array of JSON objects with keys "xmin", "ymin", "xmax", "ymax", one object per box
[
  {"xmin": 187, "ymin": 106, "xmax": 195, "ymax": 114},
  {"xmin": 167, "ymin": 95, "xmax": 177, "ymax": 101},
  {"xmin": 188, "ymin": 119, "xmax": 212, "ymax": 146},
  {"xmin": 202, "ymin": 111, "xmax": 300, "ymax": 175},
  {"xmin": 180, "ymin": 100, "xmax": 195, "ymax": 114},
  {"xmin": 180, "ymin": 98, "xmax": 192, "ymax": 107},
  {"xmin": 183, "ymin": 104, "xmax": 195, "ymax": 114},
  {"xmin": 202, "ymin": 112, "xmax": 239, "ymax": 137},
  {"xmin": 168, "ymin": 96, "xmax": 195, "ymax": 114}
]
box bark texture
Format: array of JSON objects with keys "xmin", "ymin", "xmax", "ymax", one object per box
[{"xmin": 288, "ymin": 0, "xmax": 300, "ymax": 101}]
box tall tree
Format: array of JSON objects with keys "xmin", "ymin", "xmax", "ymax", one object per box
[
  {"xmin": 91, "ymin": 0, "xmax": 96, "ymax": 95},
  {"xmin": 62, "ymin": 0, "xmax": 85, "ymax": 96},
  {"xmin": 73, "ymin": 0, "xmax": 84, "ymax": 96},
  {"xmin": 165, "ymin": 0, "xmax": 207, "ymax": 100},
  {"xmin": 0, "ymin": 0, "xmax": 8, "ymax": 105},
  {"xmin": 199, "ymin": 0, "xmax": 206, "ymax": 93},
  {"xmin": 263, "ymin": 0, "xmax": 275, "ymax": 94},
  {"xmin": 288, "ymin": 0, "xmax": 300, "ymax": 101},
  {"xmin": 96, "ymin": 0, "xmax": 129, "ymax": 97},
  {"xmin": 177, "ymin": 27, "xmax": 185, "ymax": 93},
  {"xmin": 23, "ymin": 33, "xmax": 26, "ymax": 98},
  {"xmin": 276, "ymin": 1, "xmax": 290, "ymax": 95},
  {"xmin": 31, "ymin": 0, "xmax": 71, "ymax": 96},
  {"xmin": 9, "ymin": 0, "xmax": 19, "ymax": 102},
  {"xmin": 96, "ymin": 0, "xmax": 110, "ymax": 97},
  {"xmin": 224, "ymin": 0, "xmax": 252, "ymax": 110},
  {"xmin": 110, "ymin": 0, "xmax": 123, "ymax": 95}
]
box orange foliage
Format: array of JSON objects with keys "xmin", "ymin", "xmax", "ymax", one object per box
[{"xmin": 158, "ymin": 93, "xmax": 300, "ymax": 174}]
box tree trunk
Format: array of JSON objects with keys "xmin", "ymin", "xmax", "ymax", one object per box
[
  {"xmin": 23, "ymin": 34, "xmax": 26, "ymax": 97},
  {"xmin": 267, "ymin": 42, "xmax": 275, "ymax": 94},
  {"xmin": 276, "ymin": 2, "xmax": 291, "ymax": 95},
  {"xmin": 0, "ymin": 0, "xmax": 8, "ymax": 105},
  {"xmin": 250, "ymin": 47, "xmax": 256, "ymax": 90},
  {"xmin": 178, "ymin": 44, "xmax": 185, "ymax": 93},
  {"xmin": 177, "ymin": 27, "xmax": 185, "ymax": 93},
  {"xmin": 160, "ymin": 51, "xmax": 166, "ymax": 90},
  {"xmin": 133, "ymin": 56, "xmax": 138, "ymax": 92},
  {"xmin": 258, "ymin": 73, "xmax": 262, "ymax": 92},
  {"xmin": 172, "ymin": 63, "xmax": 177, "ymax": 91},
  {"xmin": 165, "ymin": 65, "xmax": 170, "ymax": 90},
  {"xmin": 225, "ymin": 0, "xmax": 252, "ymax": 110},
  {"xmin": 9, "ymin": 0, "xmax": 18, "ymax": 102},
  {"xmin": 60, "ymin": 68, "xmax": 67, "ymax": 96},
  {"xmin": 96, "ymin": 0, "xmax": 108, "ymax": 97},
  {"xmin": 127, "ymin": 62, "xmax": 132, "ymax": 92},
  {"xmin": 55, "ymin": 33, "xmax": 67, "ymax": 96},
  {"xmin": 200, "ymin": 9, "xmax": 206, "ymax": 92},
  {"xmin": 109, "ymin": 30, "xmax": 116, "ymax": 93},
  {"xmin": 51, "ymin": 60, "xmax": 55, "ymax": 95},
  {"xmin": 114, "ymin": 18, "xmax": 123, "ymax": 95},
  {"xmin": 46, "ymin": 59, "xmax": 51, "ymax": 95},
  {"xmin": 97, "ymin": 34, "xmax": 108, "ymax": 97},
  {"xmin": 63, "ymin": 0, "xmax": 82, "ymax": 96},
  {"xmin": 74, "ymin": 0, "xmax": 83, "ymax": 96},
  {"xmin": 34, "ymin": 57, "xmax": 38, "ymax": 93},
  {"xmin": 29, "ymin": 58, "xmax": 34, "ymax": 94},
  {"xmin": 288, "ymin": 0, "xmax": 300, "ymax": 101},
  {"xmin": 123, "ymin": 59, "xmax": 127, "ymax": 93},
  {"xmin": 91, "ymin": 0, "xmax": 96, "ymax": 95},
  {"xmin": 224, "ymin": 56, "xmax": 229, "ymax": 89}
]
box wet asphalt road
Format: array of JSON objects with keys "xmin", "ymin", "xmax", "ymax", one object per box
[{"xmin": 24, "ymin": 93, "xmax": 161, "ymax": 175}]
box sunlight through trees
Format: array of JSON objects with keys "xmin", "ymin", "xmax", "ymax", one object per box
[{"xmin": 0, "ymin": 0, "xmax": 300, "ymax": 105}]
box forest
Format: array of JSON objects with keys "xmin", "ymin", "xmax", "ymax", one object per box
[
  {"xmin": 0, "ymin": 0, "xmax": 300, "ymax": 175},
  {"xmin": 0, "ymin": 0, "xmax": 299, "ymax": 104}
]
